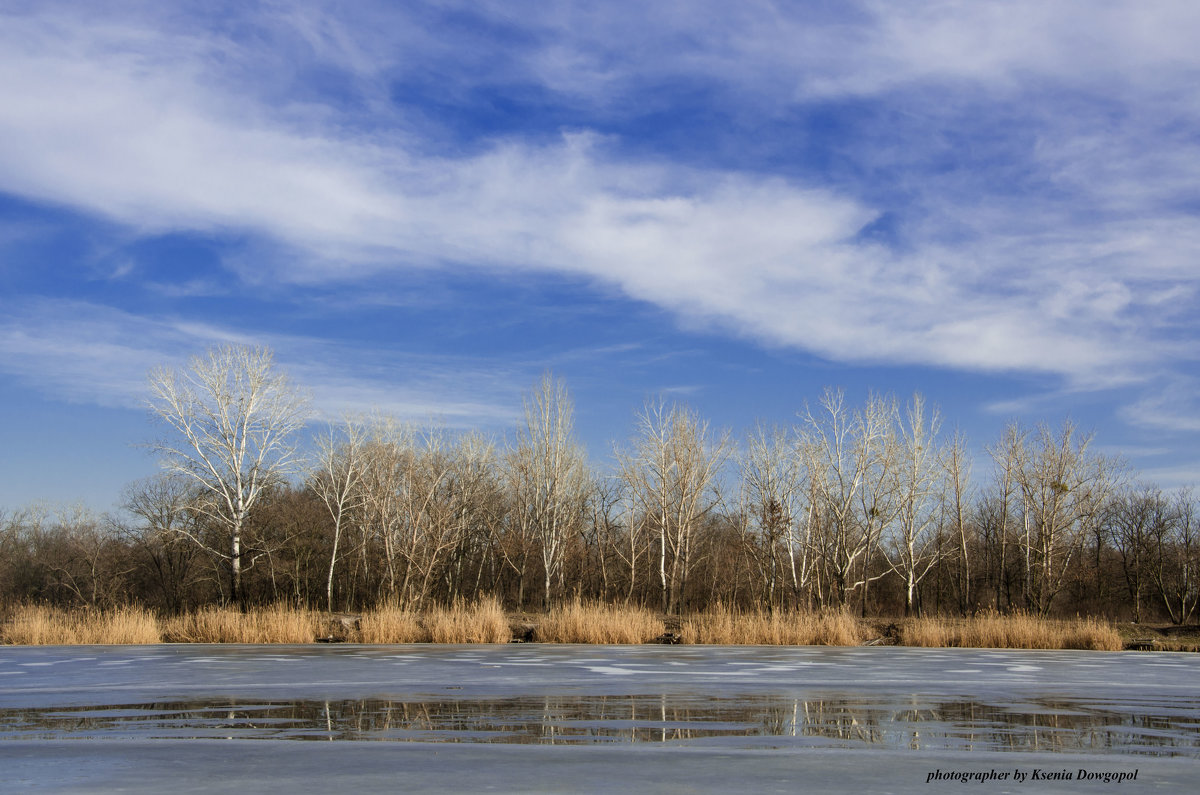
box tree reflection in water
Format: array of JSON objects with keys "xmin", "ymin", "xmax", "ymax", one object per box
[{"xmin": 2, "ymin": 694, "xmax": 1197, "ymax": 756}]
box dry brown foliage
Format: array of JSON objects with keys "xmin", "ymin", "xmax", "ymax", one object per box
[
  {"xmin": 899, "ymin": 612, "xmax": 1123, "ymax": 651},
  {"xmin": 0, "ymin": 602, "xmax": 1134, "ymax": 651},
  {"xmin": 1, "ymin": 604, "xmax": 161, "ymax": 645},
  {"xmin": 534, "ymin": 600, "xmax": 663, "ymax": 643},
  {"xmin": 161, "ymin": 605, "xmax": 319, "ymax": 644},
  {"xmin": 357, "ymin": 602, "xmax": 425, "ymax": 643},
  {"xmin": 680, "ymin": 605, "xmax": 866, "ymax": 646},
  {"xmin": 424, "ymin": 597, "xmax": 511, "ymax": 643}
]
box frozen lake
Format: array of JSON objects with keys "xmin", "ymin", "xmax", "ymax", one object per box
[{"xmin": 2, "ymin": 644, "xmax": 1198, "ymax": 792}]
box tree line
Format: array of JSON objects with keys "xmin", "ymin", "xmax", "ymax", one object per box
[{"xmin": 1, "ymin": 345, "xmax": 1196, "ymax": 623}]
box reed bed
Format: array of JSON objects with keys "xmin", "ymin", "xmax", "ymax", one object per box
[
  {"xmin": 534, "ymin": 600, "xmax": 663, "ymax": 643},
  {"xmin": 899, "ymin": 612, "xmax": 1124, "ymax": 651},
  {"xmin": 424, "ymin": 597, "xmax": 511, "ymax": 643},
  {"xmin": 357, "ymin": 602, "xmax": 426, "ymax": 643},
  {"xmin": 356, "ymin": 598, "xmax": 510, "ymax": 643},
  {"xmin": 0, "ymin": 602, "xmax": 1138, "ymax": 650},
  {"xmin": 1, "ymin": 604, "xmax": 161, "ymax": 645},
  {"xmin": 161, "ymin": 605, "xmax": 319, "ymax": 644},
  {"xmin": 680, "ymin": 605, "xmax": 867, "ymax": 646}
]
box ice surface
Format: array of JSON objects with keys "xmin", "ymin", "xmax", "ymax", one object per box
[{"xmin": 1, "ymin": 644, "xmax": 1197, "ymax": 792}]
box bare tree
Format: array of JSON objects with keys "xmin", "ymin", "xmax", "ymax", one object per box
[
  {"xmin": 882, "ymin": 394, "xmax": 946, "ymax": 616},
  {"xmin": 44, "ymin": 506, "xmax": 135, "ymax": 609},
  {"xmin": 442, "ymin": 431, "xmax": 505, "ymax": 604},
  {"xmin": 1147, "ymin": 489, "xmax": 1200, "ymax": 625},
  {"xmin": 799, "ymin": 389, "xmax": 898, "ymax": 611},
  {"xmin": 581, "ymin": 475, "xmax": 625, "ymax": 602},
  {"xmin": 1007, "ymin": 421, "xmax": 1118, "ymax": 617},
  {"xmin": 353, "ymin": 419, "xmax": 504, "ymax": 608},
  {"xmin": 582, "ymin": 476, "xmax": 649, "ymax": 606},
  {"xmin": 310, "ymin": 419, "xmax": 367, "ymax": 612},
  {"xmin": 944, "ymin": 430, "xmax": 974, "ymax": 614},
  {"xmin": 397, "ymin": 431, "xmax": 460, "ymax": 605},
  {"xmin": 618, "ymin": 400, "xmax": 731, "ymax": 615},
  {"xmin": 984, "ymin": 422, "xmax": 1025, "ymax": 611},
  {"xmin": 121, "ymin": 473, "xmax": 207, "ymax": 613},
  {"xmin": 147, "ymin": 345, "xmax": 311, "ymax": 605},
  {"xmin": 740, "ymin": 423, "xmax": 810, "ymax": 611},
  {"xmin": 1107, "ymin": 485, "xmax": 1169, "ymax": 623},
  {"xmin": 359, "ymin": 420, "xmax": 451, "ymax": 606},
  {"xmin": 506, "ymin": 374, "xmax": 589, "ymax": 611}
]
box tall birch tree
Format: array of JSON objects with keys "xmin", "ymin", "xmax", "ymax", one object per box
[
  {"xmin": 147, "ymin": 345, "xmax": 310, "ymax": 605},
  {"xmin": 882, "ymin": 394, "xmax": 946, "ymax": 616},
  {"xmin": 799, "ymin": 389, "xmax": 897, "ymax": 610},
  {"xmin": 618, "ymin": 401, "xmax": 730, "ymax": 615},
  {"xmin": 311, "ymin": 419, "xmax": 366, "ymax": 612},
  {"xmin": 1009, "ymin": 421, "xmax": 1118, "ymax": 616},
  {"xmin": 740, "ymin": 423, "xmax": 810, "ymax": 610},
  {"xmin": 506, "ymin": 374, "xmax": 589, "ymax": 612}
]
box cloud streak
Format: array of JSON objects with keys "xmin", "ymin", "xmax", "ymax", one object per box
[
  {"xmin": 0, "ymin": 299, "xmax": 522, "ymax": 426},
  {"xmin": 0, "ymin": 1, "xmax": 1197, "ymax": 413}
]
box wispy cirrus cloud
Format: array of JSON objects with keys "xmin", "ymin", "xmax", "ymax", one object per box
[
  {"xmin": 0, "ymin": 298, "xmax": 522, "ymax": 425},
  {"xmin": 0, "ymin": 1, "xmax": 1197, "ymax": 423}
]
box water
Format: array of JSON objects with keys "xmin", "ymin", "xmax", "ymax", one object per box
[
  {"xmin": 2, "ymin": 644, "xmax": 1198, "ymax": 792},
  {"xmin": 4, "ymin": 693, "xmax": 1199, "ymax": 754}
]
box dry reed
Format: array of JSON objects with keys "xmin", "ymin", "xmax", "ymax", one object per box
[
  {"xmin": 424, "ymin": 596, "xmax": 511, "ymax": 643},
  {"xmin": 357, "ymin": 602, "xmax": 426, "ymax": 643},
  {"xmin": 1060, "ymin": 617, "xmax": 1125, "ymax": 651},
  {"xmin": 0, "ymin": 601, "xmax": 1132, "ymax": 650},
  {"xmin": 680, "ymin": 605, "xmax": 866, "ymax": 646},
  {"xmin": 899, "ymin": 612, "xmax": 1123, "ymax": 651},
  {"xmin": 534, "ymin": 600, "xmax": 663, "ymax": 643},
  {"xmin": 1, "ymin": 604, "xmax": 161, "ymax": 645},
  {"xmin": 897, "ymin": 617, "xmax": 955, "ymax": 648},
  {"xmin": 161, "ymin": 605, "xmax": 319, "ymax": 644}
]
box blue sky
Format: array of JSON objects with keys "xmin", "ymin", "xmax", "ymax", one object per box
[{"xmin": 2, "ymin": 0, "xmax": 1199, "ymax": 511}]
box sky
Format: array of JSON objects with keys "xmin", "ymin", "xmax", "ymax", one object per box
[{"xmin": 2, "ymin": 0, "xmax": 1199, "ymax": 512}]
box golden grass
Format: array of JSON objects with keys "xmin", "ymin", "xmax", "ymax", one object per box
[
  {"xmin": 896, "ymin": 617, "xmax": 955, "ymax": 648},
  {"xmin": 349, "ymin": 597, "xmax": 512, "ymax": 643},
  {"xmin": 161, "ymin": 605, "xmax": 319, "ymax": 644},
  {"xmin": 0, "ymin": 602, "xmax": 1137, "ymax": 650},
  {"xmin": 357, "ymin": 602, "xmax": 426, "ymax": 643},
  {"xmin": 534, "ymin": 600, "xmax": 663, "ymax": 644},
  {"xmin": 1, "ymin": 604, "xmax": 161, "ymax": 645},
  {"xmin": 899, "ymin": 612, "xmax": 1124, "ymax": 651},
  {"xmin": 1060, "ymin": 617, "xmax": 1126, "ymax": 651},
  {"xmin": 680, "ymin": 605, "xmax": 867, "ymax": 646},
  {"xmin": 424, "ymin": 596, "xmax": 511, "ymax": 643}
]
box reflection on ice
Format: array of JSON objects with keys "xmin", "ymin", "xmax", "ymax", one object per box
[{"xmin": 3, "ymin": 693, "xmax": 1198, "ymax": 755}]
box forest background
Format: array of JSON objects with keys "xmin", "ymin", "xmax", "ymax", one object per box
[{"xmin": 2, "ymin": 344, "xmax": 1195, "ymax": 629}]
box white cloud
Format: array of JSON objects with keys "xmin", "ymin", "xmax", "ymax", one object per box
[
  {"xmin": 1118, "ymin": 377, "xmax": 1200, "ymax": 434},
  {"xmin": 392, "ymin": 1, "xmax": 1200, "ymax": 108},
  {"xmin": 1131, "ymin": 463, "xmax": 1200, "ymax": 492},
  {"xmin": 0, "ymin": 1, "xmax": 1197, "ymax": 415},
  {"xmin": 0, "ymin": 299, "xmax": 522, "ymax": 426}
]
